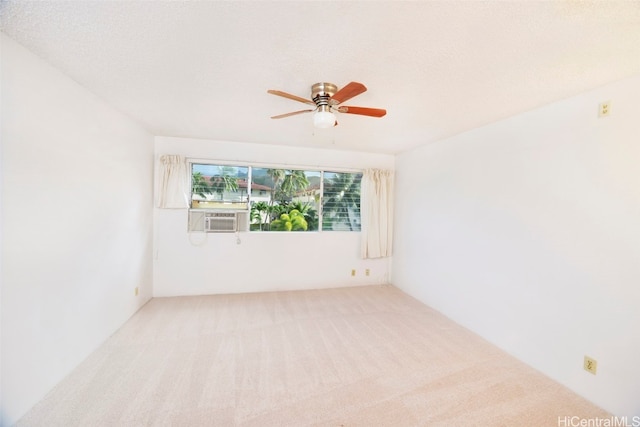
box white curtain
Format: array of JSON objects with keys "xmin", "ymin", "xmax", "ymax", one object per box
[
  {"xmin": 361, "ymin": 169, "xmax": 394, "ymax": 259},
  {"xmin": 156, "ymin": 155, "xmax": 189, "ymax": 209}
]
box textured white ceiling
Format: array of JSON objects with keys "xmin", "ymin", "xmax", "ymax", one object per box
[{"xmin": 2, "ymin": 1, "xmax": 640, "ymax": 154}]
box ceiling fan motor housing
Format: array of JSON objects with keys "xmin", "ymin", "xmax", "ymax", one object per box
[{"xmin": 311, "ymin": 82, "xmax": 338, "ymax": 111}]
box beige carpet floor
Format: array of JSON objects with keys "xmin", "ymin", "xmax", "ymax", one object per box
[{"xmin": 18, "ymin": 285, "xmax": 609, "ymax": 426}]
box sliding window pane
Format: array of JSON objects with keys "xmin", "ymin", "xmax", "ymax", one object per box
[
  {"xmin": 250, "ymin": 168, "xmax": 320, "ymax": 231},
  {"xmin": 191, "ymin": 164, "xmax": 248, "ymax": 209}
]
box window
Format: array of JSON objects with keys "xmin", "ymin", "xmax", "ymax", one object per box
[
  {"xmin": 250, "ymin": 168, "xmax": 320, "ymax": 231},
  {"xmin": 322, "ymin": 172, "xmax": 362, "ymax": 231},
  {"xmin": 191, "ymin": 164, "xmax": 248, "ymax": 209},
  {"xmin": 190, "ymin": 163, "xmax": 361, "ymax": 232}
]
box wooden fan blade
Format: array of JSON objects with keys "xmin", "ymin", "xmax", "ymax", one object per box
[
  {"xmin": 271, "ymin": 109, "xmax": 314, "ymax": 119},
  {"xmin": 338, "ymin": 106, "xmax": 387, "ymax": 118},
  {"xmin": 267, "ymin": 90, "xmax": 315, "ymax": 106},
  {"xmin": 330, "ymin": 82, "xmax": 367, "ymax": 104}
]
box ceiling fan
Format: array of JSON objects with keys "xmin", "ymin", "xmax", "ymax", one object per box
[{"xmin": 267, "ymin": 81, "xmax": 387, "ymax": 128}]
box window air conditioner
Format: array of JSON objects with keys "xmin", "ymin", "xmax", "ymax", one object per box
[
  {"xmin": 204, "ymin": 212, "xmax": 237, "ymax": 232},
  {"xmin": 188, "ymin": 210, "xmax": 249, "ymax": 233}
]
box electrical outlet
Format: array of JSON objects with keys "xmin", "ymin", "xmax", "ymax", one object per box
[
  {"xmin": 365, "ymin": 269, "xmax": 370, "ymax": 276},
  {"xmin": 598, "ymin": 101, "xmax": 611, "ymax": 117},
  {"xmin": 584, "ymin": 355, "xmax": 597, "ymax": 375},
  {"xmin": 135, "ymin": 287, "xmax": 139, "ymax": 296},
  {"xmin": 351, "ymin": 269, "xmax": 356, "ymax": 277}
]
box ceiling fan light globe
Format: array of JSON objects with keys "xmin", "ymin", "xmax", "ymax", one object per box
[{"xmin": 313, "ymin": 110, "xmax": 336, "ymax": 129}]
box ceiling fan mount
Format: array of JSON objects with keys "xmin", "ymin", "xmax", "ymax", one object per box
[{"xmin": 268, "ymin": 81, "xmax": 386, "ymax": 128}]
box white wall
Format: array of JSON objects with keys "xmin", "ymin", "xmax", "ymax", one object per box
[
  {"xmin": 393, "ymin": 74, "xmax": 640, "ymax": 417},
  {"xmin": 154, "ymin": 137, "xmax": 394, "ymax": 297},
  {"xmin": 1, "ymin": 35, "xmax": 154, "ymax": 425}
]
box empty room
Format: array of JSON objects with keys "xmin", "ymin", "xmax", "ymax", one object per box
[{"xmin": 1, "ymin": 1, "xmax": 639, "ymax": 426}]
